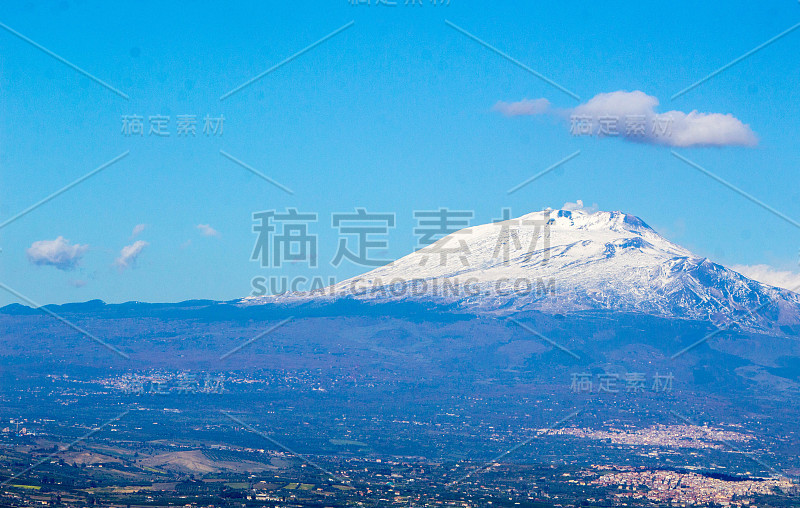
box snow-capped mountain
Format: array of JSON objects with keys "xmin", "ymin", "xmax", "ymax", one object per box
[{"xmin": 242, "ymin": 209, "xmax": 800, "ymax": 333}]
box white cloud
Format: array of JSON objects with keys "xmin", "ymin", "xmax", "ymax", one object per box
[
  {"xmin": 561, "ymin": 199, "xmax": 599, "ymax": 213},
  {"xmin": 492, "ymin": 98, "xmax": 550, "ymax": 117},
  {"xmin": 130, "ymin": 224, "xmax": 147, "ymax": 239},
  {"xmin": 731, "ymin": 264, "xmax": 800, "ymax": 293},
  {"xmin": 196, "ymin": 224, "xmax": 220, "ymax": 237},
  {"xmin": 571, "ymin": 90, "xmax": 658, "ymax": 119},
  {"xmin": 665, "ymin": 111, "xmax": 758, "ymax": 147},
  {"xmin": 26, "ymin": 237, "xmax": 88, "ymax": 271},
  {"xmin": 115, "ymin": 240, "xmax": 149, "ymax": 270},
  {"xmin": 495, "ymin": 90, "xmax": 757, "ymax": 147}
]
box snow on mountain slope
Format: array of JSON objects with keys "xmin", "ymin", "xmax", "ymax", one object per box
[{"xmin": 242, "ymin": 209, "xmax": 800, "ymax": 332}]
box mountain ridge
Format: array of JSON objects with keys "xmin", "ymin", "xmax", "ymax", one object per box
[{"xmin": 242, "ymin": 208, "xmax": 800, "ymax": 335}]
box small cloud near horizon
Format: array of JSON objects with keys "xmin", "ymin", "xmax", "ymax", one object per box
[
  {"xmin": 561, "ymin": 199, "xmax": 599, "ymax": 213},
  {"xmin": 493, "ymin": 98, "xmax": 550, "ymax": 117},
  {"xmin": 26, "ymin": 237, "xmax": 88, "ymax": 271},
  {"xmin": 130, "ymin": 224, "xmax": 147, "ymax": 239},
  {"xmin": 494, "ymin": 90, "xmax": 757, "ymax": 147},
  {"xmin": 196, "ymin": 224, "xmax": 220, "ymax": 237},
  {"xmin": 115, "ymin": 240, "xmax": 148, "ymax": 271},
  {"xmin": 732, "ymin": 264, "xmax": 800, "ymax": 293}
]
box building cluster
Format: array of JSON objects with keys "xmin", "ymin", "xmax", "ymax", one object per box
[
  {"xmin": 592, "ymin": 469, "xmax": 796, "ymax": 505},
  {"xmin": 544, "ymin": 424, "xmax": 753, "ymax": 449}
]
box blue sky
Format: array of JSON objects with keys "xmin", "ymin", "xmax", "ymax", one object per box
[{"xmin": 1, "ymin": 0, "xmax": 799, "ymax": 305}]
